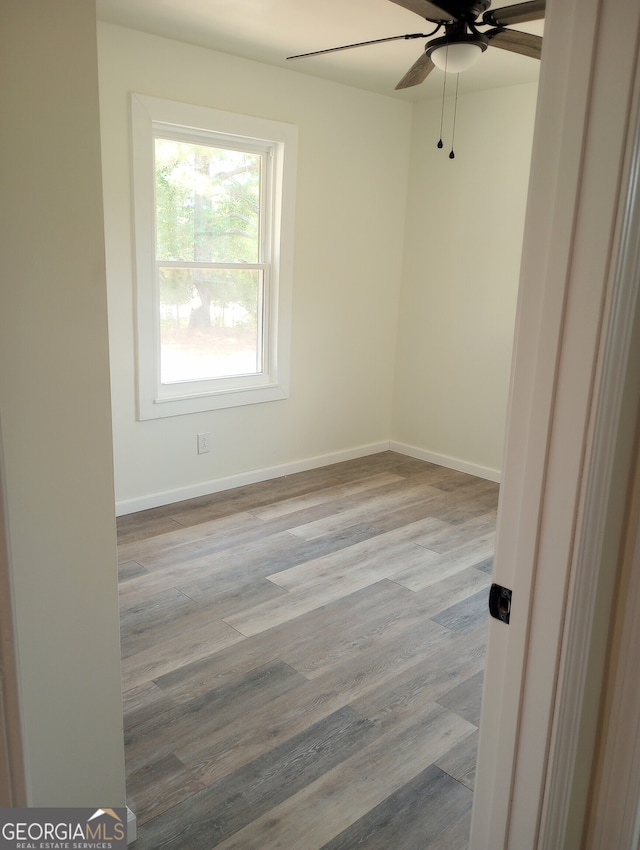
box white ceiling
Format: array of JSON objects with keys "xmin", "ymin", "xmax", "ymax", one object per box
[{"xmin": 95, "ymin": 0, "xmax": 542, "ymax": 101}]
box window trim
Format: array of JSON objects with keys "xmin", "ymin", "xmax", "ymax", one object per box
[{"xmin": 130, "ymin": 93, "xmax": 297, "ymax": 419}]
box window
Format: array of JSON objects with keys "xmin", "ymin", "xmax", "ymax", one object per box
[{"xmin": 130, "ymin": 94, "xmax": 297, "ymax": 419}]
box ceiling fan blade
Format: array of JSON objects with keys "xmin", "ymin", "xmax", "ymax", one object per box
[
  {"xmin": 486, "ymin": 28, "xmax": 542, "ymax": 59},
  {"xmin": 395, "ymin": 51, "xmax": 436, "ymax": 89},
  {"xmin": 388, "ymin": 0, "xmax": 457, "ymax": 23},
  {"xmin": 483, "ymin": 0, "xmax": 545, "ymax": 26},
  {"xmin": 287, "ymin": 32, "xmax": 429, "ymax": 60}
]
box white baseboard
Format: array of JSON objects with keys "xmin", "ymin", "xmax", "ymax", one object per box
[
  {"xmin": 115, "ymin": 440, "xmax": 501, "ymax": 516},
  {"xmin": 389, "ymin": 441, "xmax": 501, "ymax": 483},
  {"xmin": 115, "ymin": 441, "xmax": 390, "ymax": 516},
  {"xmin": 126, "ymin": 807, "xmax": 137, "ymax": 844}
]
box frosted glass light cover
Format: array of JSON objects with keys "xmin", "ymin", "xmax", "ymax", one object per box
[{"xmin": 431, "ymin": 42, "xmax": 483, "ymax": 72}]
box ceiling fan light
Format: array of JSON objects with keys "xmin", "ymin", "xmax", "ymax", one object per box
[{"xmin": 431, "ymin": 42, "xmax": 484, "ymax": 73}]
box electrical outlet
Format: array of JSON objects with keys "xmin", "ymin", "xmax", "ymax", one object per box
[{"xmin": 197, "ymin": 432, "xmax": 210, "ymax": 455}]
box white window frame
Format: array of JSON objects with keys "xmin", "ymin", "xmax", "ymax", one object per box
[{"xmin": 130, "ymin": 93, "xmax": 297, "ymax": 419}]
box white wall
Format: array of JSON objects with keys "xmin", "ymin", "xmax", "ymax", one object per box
[
  {"xmin": 98, "ymin": 22, "xmax": 538, "ymax": 511},
  {"xmin": 97, "ymin": 23, "xmax": 413, "ymax": 513},
  {"xmin": 391, "ymin": 83, "xmax": 538, "ymax": 479},
  {"xmin": 0, "ymin": 1, "xmax": 125, "ymax": 806}
]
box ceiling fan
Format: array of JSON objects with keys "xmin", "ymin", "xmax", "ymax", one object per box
[{"xmin": 287, "ymin": 0, "xmax": 545, "ymax": 90}]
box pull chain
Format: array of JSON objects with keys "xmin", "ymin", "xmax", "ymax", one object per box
[
  {"xmin": 437, "ymin": 43, "xmax": 448, "ymax": 150},
  {"xmin": 449, "ymin": 73, "xmax": 460, "ymax": 159}
]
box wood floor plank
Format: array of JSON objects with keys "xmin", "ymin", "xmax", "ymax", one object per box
[
  {"xmin": 116, "ymin": 511, "xmax": 183, "ymax": 546},
  {"xmin": 319, "ymin": 764, "xmax": 472, "ymax": 850},
  {"xmin": 281, "ymin": 601, "xmax": 449, "ymax": 683},
  {"xmin": 159, "ymin": 464, "xmax": 359, "ymax": 527},
  {"xmin": 172, "ymin": 523, "xmax": 383, "ymax": 606},
  {"xmin": 150, "ymin": 584, "xmax": 405, "ymax": 706},
  {"xmin": 434, "ymin": 729, "xmax": 479, "ymax": 791},
  {"xmin": 371, "ymin": 489, "xmax": 485, "ymax": 530},
  {"xmin": 434, "ymin": 474, "xmax": 498, "ymax": 497},
  {"xmin": 149, "ymin": 644, "xmax": 279, "ymax": 707},
  {"xmin": 370, "ymin": 474, "xmax": 497, "ymax": 533},
  {"xmin": 122, "ymin": 679, "xmax": 169, "ymax": 721},
  {"xmin": 178, "ymin": 577, "xmax": 289, "ymax": 620},
  {"xmin": 392, "ymin": 532, "xmax": 496, "ymax": 592},
  {"xmin": 425, "ymin": 468, "xmax": 487, "ymax": 492},
  {"xmin": 353, "ymin": 455, "xmax": 454, "ymax": 482},
  {"xmin": 247, "ymin": 471, "xmax": 405, "ymax": 520},
  {"xmin": 271, "ymin": 577, "xmax": 483, "ymax": 688},
  {"xmin": 118, "ymin": 559, "xmax": 149, "ymax": 582},
  {"xmin": 271, "ymin": 580, "xmax": 424, "ymax": 679},
  {"xmin": 126, "ymin": 499, "xmax": 372, "ymax": 571},
  {"xmin": 423, "ymin": 809, "xmax": 472, "ymax": 850},
  {"xmin": 126, "ymin": 660, "xmax": 308, "ymax": 770},
  {"xmin": 436, "ymin": 669, "xmax": 485, "ymax": 727},
  {"xmin": 160, "ymin": 461, "xmax": 414, "ymax": 531},
  {"xmin": 350, "ymin": 630, "xmax": 486, "ymax": 729},
  {"xmin": 287, "ymin": 480, "xmax": 448, "ymax": 541},
  {"xmin": 475, "ymin": 555, "xmax": 494, "ymax": 574},
  {"xmin": 117, "ymin": 529, "xmax": 308, "ymax": 607},
  {"xmin": 121, "ymin": 593, "xmax": 241, "ymax": 664},
  {"xmin": 211, "ymin": 703, "xmax": 476, "ymax": 850},
  {"xmin": 133, "ymin": 466, "xmax": 344, "ymax": 532},
  {"xmin": 139, "ymin": 513, "xmax": 320, "ymax": 571},
  {"xmin": 131, "ymin": 706, "xmax": 377, "ymax": 849},
  {"xmin": 415, "ymin": 510, "xmax": 498, "ymax": 554},
  {"xmin": 118, "ymin": 510, "xmax": 260, "ymax": 568},
  {"xmin": 119, "ymin": 521, "xmax": 386, "ymax": 614},
  {"xmin": 277, "ymin": 620, "xmax": 457, "ymax": 727},
  {"xmin": 174, "ymin": 678, "xmax": 352, "ymax": 786},
  {"xmin": 432, "ymin": 588, "xmax": 490, "ymax": 635},
  {"xmin": 266, "ymin": 516, "xmax": 448, "ymax": 590},
  {"xmin": 121, "ymin": 617, "xmax": 244, "ymax": 691},
  {"xmin": 125, "ymin": 753, "xmax": 207, "ymax": 826},
  {"xmin": 408, "ymin": 565, "xmax": 491, "ymax": 617},
  {"xmin": 224, "ymin": 539, "xmax": 443, "ymax": 637},
  {"xmin": 119, "ymin": 586, "xmax": 200, "ymax": 658}
]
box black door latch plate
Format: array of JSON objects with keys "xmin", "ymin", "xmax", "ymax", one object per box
[{"xmin": 489, "ymin": 583, "xmax": 512, "ymax": 624}]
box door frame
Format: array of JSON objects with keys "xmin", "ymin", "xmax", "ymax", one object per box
[
  {"xmin": 0, "ymin": 423, "xmax": 26, "ymax": 807},
  {"xmin": 538, "ymin": 41, "xmax": 640, "ymax": 846},
  {"xmin": 471, "ymin": 0, "xmax": 640, "ymax": 846},
  {"xmin": 583, "ymin": 415, "xmax": 640, "ymax": 848}
]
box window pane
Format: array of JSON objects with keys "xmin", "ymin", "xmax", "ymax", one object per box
[
  {"xmin": 155, "ymin": 139, "xmax": 261, "ymax": 263},
  {"xmin": 159, "ymin": 267, "xmax": 263, "ymax": 384}
]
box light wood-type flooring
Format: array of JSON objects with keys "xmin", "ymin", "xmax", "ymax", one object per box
[{"xmin": 117, "ymin": 451, "xmax": 497, "ymax": 849}]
